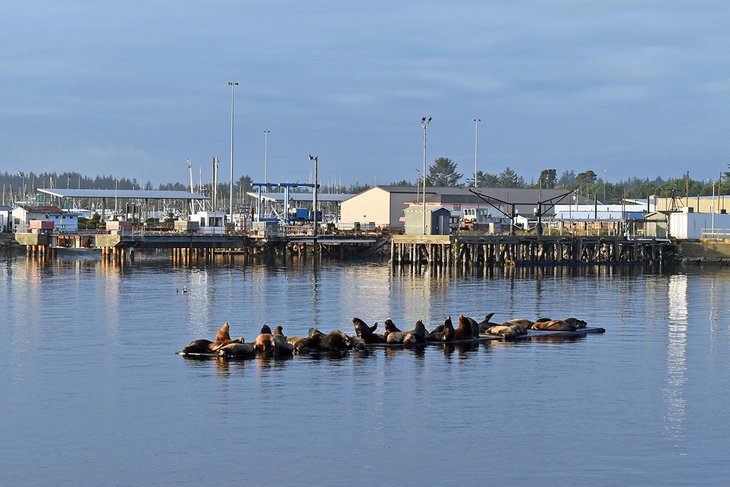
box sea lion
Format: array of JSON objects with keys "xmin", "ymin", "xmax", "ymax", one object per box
[
  {"xmin": 320, "ymin": 330, "xmax": 352, "ymax": 350},
  {"xmin": 352, "ymin": 317, "xmax": 386, "ymax": 344},
  {"xmin": 384, "ymin": 319, "xmax": 402, "ymax": 334},
  {"xmin": 215, "ymin": 322, "xmax": 231, "ymax": 344},
  {"xmin": 506, "ymin": 318, "xmax": 534, "ymax": 328},
  {"xmin": 217, "ymin": 342, "xmax": 255, "ymax": 358},
  {"xmin": 260, "ymin": 324, "xmax": 272, "ymax": 335},
  {"xmin": 180, "ymin": 339, "xmax": 214, "ymax": 354},
  {"xmin": 401, "ymin": 332, "xmax": 417, "ymax": 346},
  {"xmin": 386, "ymin": 331, "xmax": 408, "ymax": 344},
  {"xmin": 273, "ymin": 334, "xmax": 295, "ymax": 357},
  {"xmin": 531, "ymin": 320, "xmax": 576, "ymax": 331},
  {"xmin": 564, "ymin": 317, "xmax": 587, "ymax": 329},
  {"xmin": 210, "ymin": 337, "xmax": 245, "ymax": 352},
  {"xmin": 274, "ymin": 325, "xmax": 287, "ymax": 339},
  {"xmin": 410, "ymin": 320, "xmax": 428, "ymax": 343},
  {"xmin": 428, "ymin": 323, "xmax": 446, "ymax": 341},
  {"xmin": 478, "ymin": 313, "xmax": 500, "ymax": 334},
  {"xmin": 442, "ymin": 316, "xmax": 456, "ymax": 342},
  {"xmin": 454, "ymin": 315, "xmax": 475, "ymax": 340},
  {"xmin": 255, "ymin": 333, "xmax": 275, "ymax": 353}
]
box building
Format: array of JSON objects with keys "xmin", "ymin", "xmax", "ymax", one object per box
[
  {"xmin": 0, "ymin": 205, "xmax": 11, "ymax": 232},
  {"xmin": 11, "ymin": 206, "xmax": 79, "ymax": 232},
  {"xmin": 340, "ymin": 186, "xmax": 590, "ymax": 230},
  {"xmin": 403, "ymin": 207, "xmax": 451, "ymax": 235}
]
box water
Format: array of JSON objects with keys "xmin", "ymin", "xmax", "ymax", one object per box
[{"xmin": 1, "ymin": 252, "xmax": 729, "ymax": 486}]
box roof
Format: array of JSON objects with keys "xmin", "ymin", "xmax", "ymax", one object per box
[
  {"xmin": 37, "ymin": 188, "xmax": 208, "ymax": 200},
  {"xmin": 246, "ymin": 191, "xmax": 354, "ymax": 203},
  {"xmin": 20, "ymin": 205, "xmax": 64, "ymax": 213},
  {"xmin": 373, "ymin": 185, "xmax": 591, "ymax": 204}
]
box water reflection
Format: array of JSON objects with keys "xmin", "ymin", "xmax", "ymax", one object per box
[{"xmin": 664, "ymin": 274, "xmax": 688, "ymax": 449}]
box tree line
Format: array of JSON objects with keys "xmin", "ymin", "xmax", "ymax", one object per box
[{"xmin": 2, "ymin": 162, "xmax": 728, "ymax": 206}]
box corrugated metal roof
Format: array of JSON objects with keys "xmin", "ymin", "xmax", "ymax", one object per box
[
  {"xmin": 246, "ymin": 192, "xmax": 354, "ymax": 202},
  {"xmin": 38, "ymin": 188, "xmax": 208, "ymax": 200}
]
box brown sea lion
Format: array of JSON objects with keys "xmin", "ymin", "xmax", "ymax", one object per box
[
  {"xmin": 384, "ymin": 319, "xmax": 402, "ymax": 334},
  {"xmin": 287, "ymin": 336, "xmax": 311, "ymax": 352},
  {"xmin": 485, "ymin": 325, "xmax": 519, "ymax": 340},
  {"xmin": 455, "ymin": 315, "xmax": 475, "ymax": 340},
  {"xmin": 210, "ymin": 337, "xmax": 245, "ymax": 352},
  {"xmin": 217, "ymin": 342, "xmax": 255, "ymax": 358},
  {"xmin": 506, "ymin": 318, "xmax": 534, "ymax": 328},
  {"xmin": 352, "ymin": 317, "xmax": 386, "ymax": 344},
  {"xmin": 531, "ymin": 320, "xmax": 576, "ymax": 331},
  {"xmin": 386, "ymin": 331, "xmax": 408, "ymax": 344},
  {"xmin": 215, "ymin": 322, "xmax": 231, "ymax": 344},
  {"xmin": 320, "ymin": 330, "xmax": 352, "ymax": 350},
  {"xmin": 180, "ymin": 339, "xmax": 214, "ymax": 354},
  {"xmin": 401, "ymin": 332, "xmax": 417, "ymax": 346},
  {"xmin": 255, "ymin": 333, "xmax": 275, "ymax": 353}
]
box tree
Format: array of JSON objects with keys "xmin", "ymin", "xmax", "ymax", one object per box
[
  {"xmin": 497, "ymin": 167, "xmax": 524, "ymax": 188},
  {"xmin": 558, "ymin": 170, "xmax": 576, "ymax": 188},
  {"xmin": 575, "ymin": 170, "xmax": 598, "ymax": 186},
  {"xmin": 538, "ymin": 169, "xmax": 557, "ymax": 189},
  {"xmin": 426, "ymin": 157, "xmax": 462, "ymax": 186},
  {"xmin": 466, "ymin": 170, "xmax": 500, "ymax": 187}
]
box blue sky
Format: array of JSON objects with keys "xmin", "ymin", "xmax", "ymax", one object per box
[{"xmin": 2, "ymin": 0, "xmax": 730, "ymax": 188}]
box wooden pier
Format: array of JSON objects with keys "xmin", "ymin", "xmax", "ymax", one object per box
[
  {"xmin": 14, "ymin": 230, "xmax": 383, "ymax": 263},
  {"xmin": 390, "ymin": 235, "xmax": 673, "ymax": 266}
]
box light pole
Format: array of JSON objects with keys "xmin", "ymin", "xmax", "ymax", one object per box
[
  {"xmin": 227, "ymin": 81, "xmax": 238, "ymax": 222},
  {"xmin": 421, "ymin": 116, "xmax": 431, "ymax": 235},
  {"xmin": 308, "ymin": 155, "xmax": 319, "ymax": 248},
  {"xmin": 263, "ymin": 130, "xmax": 270, "ymax": 185},
  {"xmin": 473, "ymin": 117, "xmax": 480, "ymax": 188}
]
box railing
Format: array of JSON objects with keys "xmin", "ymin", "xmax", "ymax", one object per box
[{"xmin": 700, "ymin": 228, "xmax": 730, "ymax": 239}]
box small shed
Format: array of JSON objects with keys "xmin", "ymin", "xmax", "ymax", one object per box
[
  {"xmin": 404, "ymin": 206, "xmax": 451, "ymax": 235},
  {"xmin": 644, "ymin": 212, "xmax": 669, "ymax": 238}
]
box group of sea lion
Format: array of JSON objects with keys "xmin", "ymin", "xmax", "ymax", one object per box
[
  {"xmin": 179, "ymin": 322, "xmax": 366, "ymax": 358},
  {"xmin": 179, "ymin": 313, "xmax": 590, "ymax": 358},
  {"xmin": 354, "ymin": 313, "xmax": 588, "ymax": 344}
]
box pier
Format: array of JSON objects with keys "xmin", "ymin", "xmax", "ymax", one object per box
[
  {"xmin": 390, "ymin": 235, "xmax": 674, "ymax": 266},
  {"xmin": 14, "ymin": 229, "xmax": 384, "ymax": 263}
]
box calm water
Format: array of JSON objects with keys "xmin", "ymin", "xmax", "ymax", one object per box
[{"xmin": 1, "ymin": 251, "xmax": 729, "ymax": 486}]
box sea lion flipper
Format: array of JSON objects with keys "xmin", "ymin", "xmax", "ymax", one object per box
[{"xmin": 484, "ymin": 312, "xmax": 495, "ymax": 323}]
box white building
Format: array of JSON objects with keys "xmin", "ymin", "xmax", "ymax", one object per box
[
  {"xmin": 189, "ymin": 211, "xmax": 227, "ymax": 234},
  {"xmin": 669, "ymin": 209, "xmax": 730, "ymax": 239},
  {"xmin": 11, "ymin": 205, "xmax": 79, "ymax": 232}
]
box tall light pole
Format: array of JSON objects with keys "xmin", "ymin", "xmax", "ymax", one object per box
[
  {"xmin": 308, "ymin": 155, "xmax": 319, "ymax": 248},
  {"xmin": 421, "ymin": 116, "xmax": 431, "ymax": 235},
  {"xmin": 263, "ymin": 130, "xmax": 270, "ymax": 185},
  {"xmin": 227, "ymin": 81, "xmax": 238, "ymax": 221},
  {"xmin": 473, "ymin": 117, "xmax": 480, "ymax": 188}
]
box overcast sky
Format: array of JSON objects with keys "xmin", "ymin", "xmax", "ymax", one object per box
[{"xmin": 2, "ymin": 0, "xmax": 730, "ymax": 188}]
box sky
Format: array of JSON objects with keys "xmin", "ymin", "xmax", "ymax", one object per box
[{"xmin": 2, "ymin": 0, "xmax": 730, "ymax": 189}]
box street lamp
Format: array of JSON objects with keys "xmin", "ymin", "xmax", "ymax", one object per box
[
  {"xmin": 421, "ymin": 116, "xmax": 431, "ymax": 235},
  {"xmin": 308, "ymin": 155, "xmax": 319, "ymax": 246},
  {"xmin": 473, "ymin": 118, "xmax": 480, "ymax": 188},
  {"xmin": 227, "ymin": 81, "xmax": 238, "ymax": 223},
  {"xmin": 263, "ymin": 130, "xmax": 270, "ymax": 185}
]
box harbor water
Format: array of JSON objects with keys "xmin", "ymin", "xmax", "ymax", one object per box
[{"xmin": 1, "ymin": 252, "xmax": 729, "ymax": 486}]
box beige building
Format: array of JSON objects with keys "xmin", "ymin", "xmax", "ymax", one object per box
[
  {"xmin": 340, "ymin": 186, "xmax": 422, "ymax": 229},
  {"xmin": 653, "ymin": 194, "xmax": 730, "ymax": 214}
]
